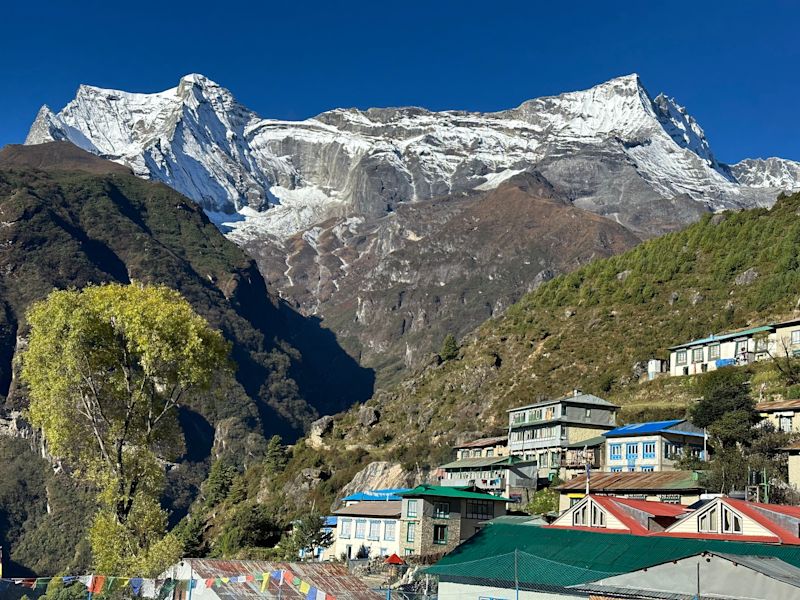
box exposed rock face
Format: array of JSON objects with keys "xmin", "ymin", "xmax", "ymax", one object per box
[
  {"xmin": 735, "ymin": 268, "xmax": 759, "ymax": 286},
  {"xmin": 358, "ymin": 406, "xmax": 381, "ymax": 427},
  {"xmin": 333, "ymin": 461, "xmax": 428, "ymax": 510},
  {"xmin": 247, "ymin": 174, "xmax": 641, "ymax": 382},
  {"xmin": 306, "ymin": 415, "xmax": 335, "ymax": 449},
  {"xmin": 25, "ymin": 73, "xmax": 800, "ymax": 242}
]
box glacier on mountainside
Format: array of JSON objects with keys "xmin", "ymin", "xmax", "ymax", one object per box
[{"xmin": 25, "ymin": 73, "xmax": 800, "ymax": 240}]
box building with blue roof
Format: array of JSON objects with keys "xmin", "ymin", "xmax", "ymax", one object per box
[
  {"xmin": 340, "ymin": 488, "xmax": 410, "ymax": 505},
  {"xmin": 603, "ymin": 419, "xmax": 707, "ymax": 474}
]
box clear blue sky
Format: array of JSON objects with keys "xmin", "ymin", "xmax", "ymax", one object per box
[{"xmin": 2, "ymin": 0, "xmax": 798, "ymax": 163}]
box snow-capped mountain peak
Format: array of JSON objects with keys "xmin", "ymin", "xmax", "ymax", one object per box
[{"xmin": 24, "ymin": 73, "xmax": 800, "ymax": 240}]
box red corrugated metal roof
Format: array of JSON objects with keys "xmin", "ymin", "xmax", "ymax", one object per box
[
  {"xmin": 610, "ymin": 496, "xmax": 688, "ymax": 517},
  {"xmin": 182, "ymin": 559, "xmax": 381, "ymax": 599},
  {"xmin": 590, "ymin": 495, "xmax": 651, "ymax": 535}
]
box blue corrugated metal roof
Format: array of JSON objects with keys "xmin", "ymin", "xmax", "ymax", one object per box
[
  {"xmin": 324, "ymin": 516, "xmax": 337, "ymax": 526},
  {"xmin": 603, "ymin": 420, "xmax": 704, "ymax": 438},
  {"xmin": 340, "ymin": 488, "xmax": 410, "ymax": 502}
]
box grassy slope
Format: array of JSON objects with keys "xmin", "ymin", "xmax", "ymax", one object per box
[{"xmin": 266, "ymin": 191, "xmax": 800, "ymax": 511}]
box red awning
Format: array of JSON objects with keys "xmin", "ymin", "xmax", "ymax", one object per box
[{"xmin": 384, "ymin": 553, "xmax": 405, "ymax": 565}]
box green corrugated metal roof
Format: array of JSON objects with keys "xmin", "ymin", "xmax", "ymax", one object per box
[
  {"xmin": 564, "ymin": 435, "xmax": 607, "ymax": 449},
  {"xmin": 439, "ymin": 456, "xmax": 521, "ymax": 469},
  {"xmin": 426, "ymin": 524, "xmax": 800, "ymax": 587},
  {"xmin": 669, "ymin": 325, "xmax": 774, "ymax": 350},
  {"xmin": 398, "ymin": 484, "xmax": 510, "ymax": 501}
]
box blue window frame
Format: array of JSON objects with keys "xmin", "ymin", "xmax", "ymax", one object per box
[
  {"xmin": 610, "ymin": 444, "xmax": 622, "ymax": 460},
  {"xmin": 610, "ymin": 467, "xmax": 623, "ymax": 472},
  {"xmin": 641, "ymin": 466, "xmax": 654, "ymax": 472},
  {"xmin": 643, "ymin": 441, "xmax": 656, "ymax": 459},
  {"xmin": 626, "ymin": 443, "xmax": 639, "ymax": 458}
]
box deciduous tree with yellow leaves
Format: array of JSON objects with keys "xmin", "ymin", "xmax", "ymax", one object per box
[{"xmin": 22, "ymin": 283, "xmax": 231, "ymax": 575}]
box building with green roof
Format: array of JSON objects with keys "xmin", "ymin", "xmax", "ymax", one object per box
[
  {"xmin": 397, "ymin": 485, "xmax": 509, "ymax": 557},
  {"xmin": 427, "ymin": 522, "xmax": 800, "ymax": 598},
  {"xmin": 438, "ymin": 455, "xmax": 538, "ymax": 505}
]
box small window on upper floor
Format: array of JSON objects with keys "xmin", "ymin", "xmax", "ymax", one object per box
[
  {"xmin": 486, "ymin": 449, "xmax": 494, "ymax": 457},
  {"xmin": 793, "ymin": 330, "xmax": 800, "ymax": 346},
  {"xmin": 722, "ymin": 506, "xmax": 743, "ymax": 534}
]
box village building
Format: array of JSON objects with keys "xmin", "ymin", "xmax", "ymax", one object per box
[
  {"xmin": 555, "ymin": 470, "xmax": 706, "ymax": 511},
  {"xmin": 603, "ymin": 419, "xmax": 707, "ymax": 472},
  {"xmin": 551, "ymin": 494, "xmax": 800, "ymax": 545},
  {"xmin": 668, "ymin": 318, "xmax": 800, "ymax": 377},
  {"xmin": 453, "ymin": 435, "xmax": 508, "ymax": 459},
  {"xmin": 662, "ymin": 496, "xmax": 800, "ymax": 545},
  {"xmin": 397, "ymin": 484, "xmax": 508, "ymax": 556},
  {"xmin": 549, "ymin": 494, "xmax": 686, "ymax": 534},
  {"xmin": 561, "ymin": 435, "xmax": 607, "ymax": 479},
  {"xmin": 427, "ymin": 524, "xmax": 800, "ymax": 600},
  {"xmin": 331, "ymin": 501, "xmax": 402, "ymax": 560},
  {"xmin": 507, "ymin": 391, "xmax": 619, "ymax": 479},
  {"xmin": 160, "ymin": 559, "xmax": 380, "ymax": 599},
  {"xmin": 437, "ymin": 454, "xmax": 537, "ymax": 505},
  {"xmin": 784, "ymin": 440, "xmax": 800, "ymax": 489},
  {"xmin": 757, "ymin": 399, "xmax": 800, "ymax": 433},
  {"xmin": 339, "ymin": 488, "xmax": 409, "ymax": 507}
]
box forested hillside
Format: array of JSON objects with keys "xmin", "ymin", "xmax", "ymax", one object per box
[{"xmin": 244, "ymin": 190, "xmax": 800, "ymax": 520}]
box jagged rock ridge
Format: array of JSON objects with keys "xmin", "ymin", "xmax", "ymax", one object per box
[{"xmin": 25, "ymin": 73, "xmax": 800, "ymax": 240}]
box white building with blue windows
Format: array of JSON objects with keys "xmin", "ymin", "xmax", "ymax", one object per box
[{"xmin": 603, "ymin": 420, "xmax": 707, "ymax": 473}]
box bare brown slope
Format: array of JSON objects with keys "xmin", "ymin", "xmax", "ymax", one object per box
[
  {"xmin": 246, "ymin": 172, "xmax": 642, "ymax": 384},
  {"xmin": 0, "ymin": 141, "xmax": 131, "ymax": 175}
]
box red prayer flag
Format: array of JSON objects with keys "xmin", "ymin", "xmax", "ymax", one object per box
[
  {"xmin": 88, "ymin": 575, "xmax": 106, "ymax": 593},
  {"xmin": 246, "ymin": 574, "xmax": 254, "ymax": 582}
]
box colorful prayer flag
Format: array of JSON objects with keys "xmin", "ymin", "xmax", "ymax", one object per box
[
  {"xmin": 88, "ymin": 575, "xmax": 106, "ymax": 593},
  {"xmin": 261, "ymin": 573, "xmax": 270, "ymax": 592},
  {"xmin": 307, "ymin": 585, "xmax": 318, "ymax": 599},
  {"xmin": 130, "ymin": 578, "xmax": 144, "ymax": 596},
  {"xmin": 299, "ymin": 580, "xmax": 311, "ymax": 593}
]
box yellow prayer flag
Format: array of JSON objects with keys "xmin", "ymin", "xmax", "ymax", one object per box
[
  {"xmin": 221, "ymin": 577, "xmax": 230, "ymax": 583},
  {"xmin": 299, "ymin": 581, "xmax": 310, "ymax": 593},
  {"xmin": 260, "ymin": 573, "xmax": 269, "ymax": 593}
]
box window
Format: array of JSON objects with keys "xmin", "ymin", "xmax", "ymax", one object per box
[
  {"xmin": 368, "ymin": 520, "xmax": 381, "ymax": 541},
  {"xmin": 355, "ymin": 519, "xmax": 366, "ymax": 539},
  {"xmin": 406, "ymin": 522, "xmax": 416, "ymax": 542},
  {"xmin": 780, "ymin": 416, "xmax": 793, "ymax": 433},
  {"xmin": 380, "ymin": 547, "xmax": 388, "ymax": 556},
  {"xmin": 722, "ymin": 506, "xmax": 743, "ymax": 534},
  {"xmin": 756, "ymin": 337, "xmax": 768, "ymax": 352},
  {"xmin": 466, "ymin": 500, "xmax": 493, "ymax": 520},
  {"xmin": 404, "ymin": 549, "xmax": 414, "ymax": 556},
  {"xmin": 510, "ymin": 430, "xmax": 522, "ymax": 442},
  {"xmin": 486, "ymin": 449, "xmax": 494, "ymax": 457},
  {"xmin": 735, "ymin": 340, "xmax": 748, "ymax": 355},
  {"xmin": 641, "ymin": 466, "xmax": 654, "ymax": 472},
  {"xmin": 433, "ymin": 524, "xmax": 448, "ymax": 545},
  {"xmin": 340, "ymin": 518, "xmax": 352, "ymax": 538},
  {"xmin": 626, "ymin": 443, "xmax": 639, "ymax": 458},
  {"xmin": 708, "ymin": 344, "xmax": 720, "ymax": 360},
  {"xmin": 610, "ymin": 444, "xmax": 622, "ymax": 460},
  {"xmin": 664, "ymin": 442, "xmax": 681, "ymax": 460},
  {"xmin": 692, "ymin": 348, "xmax": 704, "ymax": 363},
  {"xmin": 591, "ymin": 503, "xmax": 606, "ymax": 528},
  {"xmin": 792, "ymin": 330, "xmax": 800, "ymax": 346},
  {"xmin": 676, "ymin": 350, "xmax": 687, "ymax": 365},
  {"xmin": 573, "ymin": 504, "xmax": 587, "ymax": 526},
  {"xmin": 643, "ymin": 442, "xmax": 656, "ymax": 459},
  {"xmin": 585, "ymin": 408, "xmax": 592, "ymax": 418},
  {"xmin": 512, "ymin": 411, "xmax": 526, "ymax": 424},
  {"xmin": 384, "ymin": 521, "xmax": 396, "ymax": 541},
  {"xmin": 699, "ymin": 507, "xmax": 718, "ymax": 533},
  {"xmin": 610, "ymin": 467, "xmax": 623, "ymax": 472},
  {"xmin": 433, "ymin": 502, "xmax": 450, "ymax": 519},
  {"xmin": 406, "ymin": 500, "xmax": 418, "ymax": 518}
]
